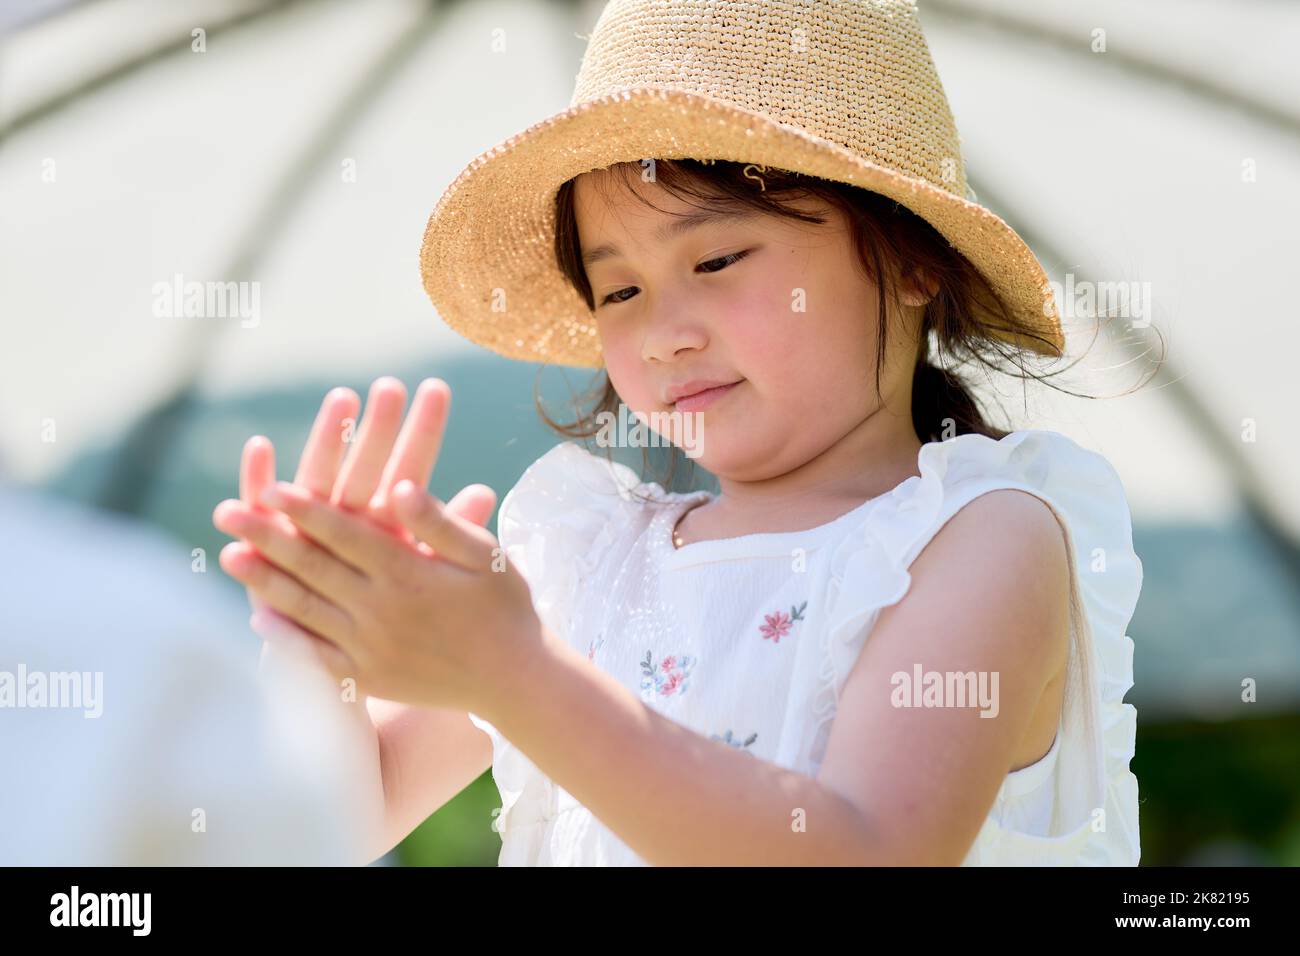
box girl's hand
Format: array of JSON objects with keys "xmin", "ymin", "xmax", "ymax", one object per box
[
  {"xmin": 215, "ymin": 377, "xmax": 498, "ymax": 674},
  {"xmin": 216, "ymin": 466, "xmax": 544, "ymax": 715}
]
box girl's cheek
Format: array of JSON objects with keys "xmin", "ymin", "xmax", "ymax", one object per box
[
  {"xmin": 599, "ymin": 338, "xmax": 653, "ymax": 408},
  {"xmin": 715, "ymin": 280, "xmax": 801, "ymax": 368}
]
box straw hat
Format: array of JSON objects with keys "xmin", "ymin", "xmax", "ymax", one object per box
[{"xmin": 419, "ymin": 0, "xmax": 1063, "ymax": 368}]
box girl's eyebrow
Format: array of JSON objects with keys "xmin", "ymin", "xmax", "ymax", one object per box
[{"xmin": 582, "ymin": 208, "xmax": 758, "ymax": 267}]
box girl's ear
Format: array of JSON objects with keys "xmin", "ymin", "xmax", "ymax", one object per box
[{"xmin": 898, "ymin": 267, "xmax": 940, "ymax": 308}]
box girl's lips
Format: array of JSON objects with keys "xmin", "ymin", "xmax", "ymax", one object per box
[{"xmin": 674, "ymin": 381, "xmax": 741, "ymax": 413}]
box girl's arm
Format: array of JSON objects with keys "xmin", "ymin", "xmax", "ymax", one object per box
[
  {"xmin": 365, "ymin": 698, "xmax": 493, "ymax": 859},
  {"xmin": 257, "ymin": 633, "xmax": 492, "ymax": 863},
  {"xmin": 242, "ymin": 588, "xmax": 497, "ymax": 861},
  {"xmin": 480, "ymin": 488, "xmax": 1070, "ymax": 866}
]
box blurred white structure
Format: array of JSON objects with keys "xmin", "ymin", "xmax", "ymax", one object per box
[{"xmin": 0, "ymin": 485, "xmax": 375, "ymax": 865}]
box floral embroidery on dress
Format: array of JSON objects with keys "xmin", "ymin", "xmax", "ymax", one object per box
[
  {"xmin": 759, "ymin": 601, "xmax": 807, "ymax": 643},
  {"xmin": 711, "ymin": 729, "xmax": 758, "ymax": 753},
  {"xmin": 640, "ymin": 651, "xmax": 696, "ymax": 698},
  {"xmin": 586, "ymin": 635, "xmax": 605, "ymax": 661}
]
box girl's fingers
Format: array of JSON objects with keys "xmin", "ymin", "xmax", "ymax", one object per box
[
  {"xmin": 408, "ymin": 485, "xmax": 496, "ymax": 559},
  {"xmin": 238, "ymin": 436, "xmax": 276, "ymax": 614},
  {"xmin": 370, "ymin": 378, "xmax": 451, "ymax": 526},
  {"xmin": 258, "ymin": 482, "xmax": 405, "ymax": 576},
  {"xmin": 251, "ymin": 606, "xmax": 307, "ymax": 639},
  {"xmin": 214, "ymin": 499, "xmax": 369, "ymax": 596},
  {"xmin": 391, "ymin": 481, "xmax": 499, "ymax": 571},
  {"xmin": 294, "ymin": 387, "xmax": 362, "ymax": 499},
  {"xmin": 240, "ymin": 435, "xmax": 276, "ymax": 507},
  {"xmin": 251, "ymin": 608, "xmax": 356, "ymax": 684},
  {"xmin": 445, "ymin": 483, "xmax": 497, "ymax": 530},
  {"xmin": 332, "ymin": 377, "xmax": 408, "ymax": 512},
  {"xmin": 220, "ymin": 543, "xmax": 356, "ymax": 650}
]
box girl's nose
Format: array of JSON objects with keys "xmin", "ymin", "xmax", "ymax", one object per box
[{"xmin": 640, "ymin": 299, "xmax": 709, "ymax": 365}]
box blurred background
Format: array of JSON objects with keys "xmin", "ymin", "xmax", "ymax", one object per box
[{"xmin": 1, "ymin": 0, "xmax": 1297, "ymax": 865}]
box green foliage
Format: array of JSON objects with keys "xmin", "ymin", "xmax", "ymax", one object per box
[
  {"xmin": 396, "ymin": 771, "xmax": 503, "ymax": 867},
  {"xmin": 1133, "ymin": 712, "xmax": 1300, "ymax": 865}
]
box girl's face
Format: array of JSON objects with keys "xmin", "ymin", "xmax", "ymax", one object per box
[{"xmin": 573, "ymin": 167, "xmax": 923, "ymax": 482}]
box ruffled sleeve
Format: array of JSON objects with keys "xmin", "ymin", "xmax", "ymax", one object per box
[
  {"xmin": 466, "ymin": 441, "xmax": 666, "ymax": 838},
  {"xmin": 492, "ymin": 440, "xmax": 656, "ymax": 642},
  {"xmin": 811, "ymin": 428, "xmax": 1144, "ymax": 865}
]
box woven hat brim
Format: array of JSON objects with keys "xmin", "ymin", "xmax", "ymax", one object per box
[{"xmin": 419, "ymin": 87, "xmax": 1063, "ymax": 368}]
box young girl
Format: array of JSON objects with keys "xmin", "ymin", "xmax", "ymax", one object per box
[{"xmin": 213, "ymin": 0, "xmax": 1143, "ymax": 866}]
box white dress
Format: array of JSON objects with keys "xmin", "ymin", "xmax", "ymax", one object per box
[{"xmin": 468, "ymin": 428, "xmax": 1143, "ymax": 866}]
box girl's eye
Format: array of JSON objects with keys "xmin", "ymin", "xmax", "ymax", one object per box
[
  {"xmin": 601, "ymin": 286, "xmax": 639, "ymax": 306},
  {"xmin": 598, "ymin": 249, "xmax": 753, "ymax": 307},
  {"xmin": 696, "ymin": 249, "xmax": 752, "ymax": 274}
]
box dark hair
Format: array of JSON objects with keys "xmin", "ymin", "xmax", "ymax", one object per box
[{"xmin": 537, "ymin": 158, "xmax": 1138, "ymax": 491}]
